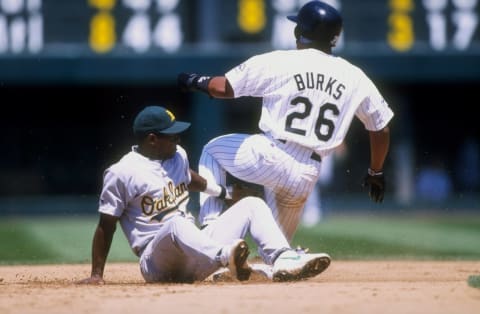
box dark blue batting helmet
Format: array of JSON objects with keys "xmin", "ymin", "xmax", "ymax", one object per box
[{"xmin": 287, "ymin": 1, "xmax": 343, "ymax": 47}]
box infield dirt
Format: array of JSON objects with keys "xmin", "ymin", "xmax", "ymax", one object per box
[{"xmin": 1, "ymin": 261, "xmax": 479, "ymax": 314}]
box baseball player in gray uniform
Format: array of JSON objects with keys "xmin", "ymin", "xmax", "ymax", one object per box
[
  {"xmin": 76, "ymin": 105, "xmax": 331, "ymax": 284},
  {"xmin": 178, "ymin": 1, "xmax": 394, "ymax": 241}
]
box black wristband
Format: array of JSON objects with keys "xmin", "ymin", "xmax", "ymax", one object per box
[
  {"xmin": 195, "ymin": 76, "xmax": 212, "ymax": 95},
  {"xmin": 368, "ymin": 168, "xmax": 383, "ymax": 176}
]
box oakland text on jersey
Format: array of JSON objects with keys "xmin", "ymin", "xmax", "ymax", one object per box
[
  {"xmin": 140, "ymin": 181, "xmax": 188, "ymax": 216},
  {"xmin": 293, "ymin": 72, "xmax": 345, "ymax": 100}
]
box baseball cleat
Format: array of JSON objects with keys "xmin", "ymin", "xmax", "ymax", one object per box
[
  {"xmin": 211, "ymin": 263, "xmax": 273, "ymax": 282},
  {"xmin": 249, "ymin": 263, "xmax": 274, "ymax": 280},
  {"xmin": 211, "ymin": 267, "xmax": 233, "ymax": 282},
  {"xmin": 227, "ymin": 239, "xmax": 252, "ymax": 281},
  {"xmin": 272, "ymin": 250, "xmax": 331, "ymax": 282}
]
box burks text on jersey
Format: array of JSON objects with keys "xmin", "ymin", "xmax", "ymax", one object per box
[
  {"xmin": 140, "ymin": 181, "xmax": 188, "ymax": 216},
  {"xmin": 294, "ymin": 72, "xmax": 345, "ymax": 100}
]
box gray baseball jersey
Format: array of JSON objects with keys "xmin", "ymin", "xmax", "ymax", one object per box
[
  {"xmin": 99, "ymin": 145, "xmax": 290, "ymax": 282},
  {"xmin": 99, "ymin": 145, "xmax": 192, "ymax": 256},
  {"xmin": 199, "ymin": 48, "xmax": 394, "ymax": 240}
]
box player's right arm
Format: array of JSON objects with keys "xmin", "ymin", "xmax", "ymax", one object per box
[
  {"xmin": 208, "ymin": 77, "xmax": 234, "ymax": 98},
  {"xmin": 177, "ymin": 73, "xmax": 234, "ymax": 98},
  {"xmin": 76, "ymin": 213, "xmax": 118, "ymax": 284},
  {"xmin": 177, "ymin": 53, "xmax": 270, "ymax": 99}
]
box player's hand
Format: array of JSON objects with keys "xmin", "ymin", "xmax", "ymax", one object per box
[
  {"xmin": 362, "ymin": 168, "xmax": 385, "ymax": 203},
  {"xmin": 177, "ymin": 72, "xmax": 198, "ymax": 92},
  {"xmin": 75, "ymin": 275, "xmax": 105, "ymax": 285},
  {"xmin": 177, "ymin": 72, "xmax": 212, "ymax": 94}
]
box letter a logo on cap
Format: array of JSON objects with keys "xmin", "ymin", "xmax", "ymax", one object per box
[{"xmin": 166, "ymin": 109, "xmax": 175, "ymax": 121}]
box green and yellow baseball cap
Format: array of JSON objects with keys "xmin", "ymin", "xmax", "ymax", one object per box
[{"xmin": 133, "ymin": 106, "xmax": 190, "ymax": 135}]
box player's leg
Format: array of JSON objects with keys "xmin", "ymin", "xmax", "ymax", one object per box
[
  {"xmin": 198, "ymin": 150, "xmax": 228, "ymax": 226},
  {"xmin": 203, "ymin": 196, "xmax": 290, "ymax": 265},
  {"xmin": 199, "ymin": 133, "xmax": 289, "ymax": 187},
  {"xmin": 198, "ymin": 133, "xmax": 250, "ymax": 226},
  {"xmin": 200, "ymin": 132, "xmax": 321, "ymax": 241},
  {"xmin": 302, "ymin": 154, "xmax": 335, "ymax": 226},
  {"xmin": 302, "ymin": 182, "xmax": 322, "ymax": 226},
  {"xmin": 263, "ymin": 182, "xmax": 332, "ymax": 282},
  {"xmin": 264, "ymin": 187, "xmax": 307, "ymax": 242},
  {"xmin": 264, "ymin": 150, "xmax": 322, "ymax": 241},
  {"xmin": 140, "ymin": 215, "xmax": 249, "ymax": 282},
  {"xmin": 204, "ymin": 196, "xmax": 332, "ymax": 282}
]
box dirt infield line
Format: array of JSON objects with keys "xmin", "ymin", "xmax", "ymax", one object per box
[{"xmin": 1, "ymin": 261, "xmax": 479, "ymax": 314}]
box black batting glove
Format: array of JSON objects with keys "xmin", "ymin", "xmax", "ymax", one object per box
[
  {"xmin": 177, "ymin": 72, "xmax": 199, "ymax": 92},
  {"xmin": 362, "ymin": 168, "xmax": 385, "ymax": 203},
  {"xmin": 177, "ymin": 72, "xmax": 211, "ymax": 95}
]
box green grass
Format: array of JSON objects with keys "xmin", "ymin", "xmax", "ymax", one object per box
[
  {"xmin": 291, "ymin": 214, "xmax": 480, "ymax": 260},
  {"xmin": 468, "ymin": 275, "xmax": 480, "ymax": 288},
  {"xmin": 0, "ymin": 216, "xmax": 134, "ymax": 264},
  {"xmin": 1, "ymin": 214, "xmax": 480, "ymax": 265}
]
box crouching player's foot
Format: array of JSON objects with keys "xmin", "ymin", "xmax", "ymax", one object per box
[{"xmin": 227, "ymin": 239, "xmax": 252, "ymax": 281}]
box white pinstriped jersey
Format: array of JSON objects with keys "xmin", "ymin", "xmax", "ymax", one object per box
[
  {"xmin": 98, "ymin": 145, "xmax": 192, "ymax": 256},
  {"xmin": 225, "ymin": 48, "xmax": 394, "ymax": 155},
  {"xmin": 199, "ymin": 48, "xmax": 394, "ymax": 239}
]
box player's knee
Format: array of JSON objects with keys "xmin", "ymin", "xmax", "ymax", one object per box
[
  {"xmin": 239, "ymin": 196, "xmax": 271, "ymax": 214},
  {"xmin": 203, "ymin": 137, "xmax": 221, "ymax": 153}
]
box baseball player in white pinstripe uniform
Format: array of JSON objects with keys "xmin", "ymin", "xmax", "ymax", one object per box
[
  {"xmin": 76, "ymin": 105, "xmax": 331, "ymax": 284},
  {"xmin": 178, "ymin": 1, "xmax": 394, "ymax": 241}
]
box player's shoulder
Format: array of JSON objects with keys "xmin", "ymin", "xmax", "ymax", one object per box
[
  {"xmin": 248, "ymin": 49, "xmax": 294, "ymax": 63},
  {"xmin": 334, "ymin": 55, "xmax": 368, "ymax": 76},
  {"xmin": 106, "ymin": 151, "xmax": 140, "ymax": 176},
  {"xmin": 326, "ymin": 53, "xmax": 357, "ymax": 68},
  {"xmin": 243, "ymin": 50, "xmax": 306, "ymax": 72}
]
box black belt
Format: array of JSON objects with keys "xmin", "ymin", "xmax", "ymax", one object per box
[{"xmin": 277, "ymin": 139, "xmax": 322, "ymax": 163}]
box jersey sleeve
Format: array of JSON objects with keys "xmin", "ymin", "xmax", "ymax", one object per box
[
  {"xmin": 355, "ymin": 76, "xmax": 394, "ymax": 131},
  {"xmin": 98, "ymin": 167, "xmax": 128, "ymax": 217},
  {"xmin": 225, "ymin": 53, "xmax": 274, "ymax": 98},
  {"xmin": 177, "ymin": 145, "xmax": 192, "ymax": 184}
]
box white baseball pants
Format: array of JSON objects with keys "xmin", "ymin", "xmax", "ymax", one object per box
[
  {"xmin": 139, "ymin": 197, "xmax": 290, "ymax": 283},
  {"xmin": 199, "ymin": 133, "xmax": 322, "ymax": 240}
]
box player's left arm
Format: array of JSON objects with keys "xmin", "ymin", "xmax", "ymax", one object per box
[
  {"xmin": 369, "ymin": 126, "xmax": 390, "ymax": 173},
  {"xmin": 362, "ymin": 126, "xmax": 390, "ymax": 203},
  {"xmin": 355, "ymin": 76, "xmax": 394, "ymax": 203}
]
